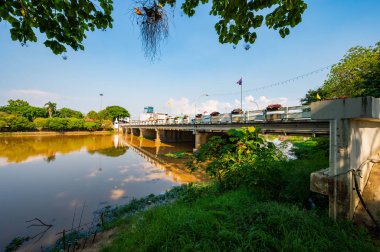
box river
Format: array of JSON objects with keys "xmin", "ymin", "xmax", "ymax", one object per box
[{"xmin": 0, "ymin": 134, "xmax": 200, "ymax": 251}]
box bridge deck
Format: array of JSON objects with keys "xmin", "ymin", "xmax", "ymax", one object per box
[{"xmin": 123, "ymin": 120, "xmax": 329, "ymax": 136}]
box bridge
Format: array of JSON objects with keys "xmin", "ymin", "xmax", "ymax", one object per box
[
  {"xmin": 121, "ymin": 97, "xmax": 380, "ymax": 225},
  {"xmin": 122, "ymin": 120, "xmax": 329, "ymax": 150},
  {"xmin": 121, "ymin": 105, "xmax": 329, "ymax": 150}
]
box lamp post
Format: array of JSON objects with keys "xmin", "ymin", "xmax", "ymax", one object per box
[
  {"xmin": 194, "ymin": 93, "xmax": 209, "ymax": 115},
  {"xmin": 99, "ymin": 93, "xmax": 103, "ymax": 111},
  {"xmin": 251, "ymin": 100, "xmax": 260, "ymax": 110}
]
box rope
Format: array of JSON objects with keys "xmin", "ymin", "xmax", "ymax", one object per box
[{"xmin": 330, "ymin": 157, "xmax": 380, "ymax": 229}]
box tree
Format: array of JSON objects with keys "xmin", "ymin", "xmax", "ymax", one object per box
[
  {"xmin": 86, "ymin": 110, "xmax": 99, "ymax": 120},
  {"xmin": 301, "ymin": 42, "xmax": 380, "ymax": 104},
  {"xmin": 98, "ymin": 106, "xmax": 130, "ymax": 121},
  {"xmin": 0, "ymin": 0, "xmax": 306, "ymax": 55},
  {"xmin": 55, "ymin": 108, "xmax": 84, "ymax": 119},
  {"xmin": 0, "ymin": 0, "xmax": 113, "ymax": 54},
  {"xmin": 0, "ymin": 99, "xmax": 47, "ymax": 120},
  {"xmin": 300, "ymin": 87, "xmax": 327, "ymax": 105},
  {"xmin": 44, "ymin": 101, "xmax": 56, "ymax": 118}
]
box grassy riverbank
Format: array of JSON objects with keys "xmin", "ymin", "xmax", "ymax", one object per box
[
  {"xmin": 103, "ymin": 186, "xmax": 378, "ymax": 251},
  {"xmin": 93, "ymin": 135, "xmax": 378, "ymax": 251}
]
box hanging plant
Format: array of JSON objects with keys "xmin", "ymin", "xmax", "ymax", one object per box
[{"xmin": 133, "ymin": 1, "xmax": 170, "ymax": 61}]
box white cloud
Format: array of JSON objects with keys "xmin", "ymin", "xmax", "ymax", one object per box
[
  {"xmin": 165, "ymin": 95, "xmax": 289, "ymax": 115},
  {"xmin": 6, "ymin": 89, "xmax": 58, "ymax": 106}
]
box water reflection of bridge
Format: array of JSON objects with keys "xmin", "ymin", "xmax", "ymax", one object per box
[{"xmin": 119, "ymin": 134, "xmax": 202, "ymax": 183}]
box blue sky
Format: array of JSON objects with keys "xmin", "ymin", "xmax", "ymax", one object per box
[{"xmin": 0, "ymin": 0, "xmax": 379, "ymax": 118}]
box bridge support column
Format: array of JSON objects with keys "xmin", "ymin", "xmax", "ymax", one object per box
[
  {"xmin": 155, "ymin": 129, "xmax": 161, "ymax": 143},
  {"xmin": 310, "ymin": 97, "xmax": 380, "ymax": 223},
  {"xmin": 125, "ymin": 127, "xmax": 131, "ymax": 134},
  {"xmin": 131, "ymin": 128, "xmax": 140, "ymax": 137},
  {"xmin": 194, "ymin": 131, "xmax": 208, "ymax": 151},
  {"xmin": 140, "ymin": 128, "xmax": 156, "ymax": 140}
]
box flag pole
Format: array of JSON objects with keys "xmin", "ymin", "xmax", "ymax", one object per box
[{"xmin": 240, "ymin": 80, "xmax": 243, "ymax": 112}]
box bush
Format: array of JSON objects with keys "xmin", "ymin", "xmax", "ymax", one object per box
[
  {"xmin": 84, "ymin": 121, "xmax": 101, "ymax": 131},
  {"xmin": 188, "ymin": 127, "xmax": 284, "ymax": 190},
  {"xmin": 0, "ymin": 113, "xmax": 35, "ymax": 131},
  {"xmin": 67, "ymin": 118, "xmax": 84, "ymax": 130},
  {"xmin": 101, "ymin": 119, "xmax": 113, "ymax": 130},
  {"xmin": 33, "ymin": 118, "xmax": 48, "ymax": 130},
  {"xmin": 46, "ymin": 118, "xmax": 69, "ymax": 131}
]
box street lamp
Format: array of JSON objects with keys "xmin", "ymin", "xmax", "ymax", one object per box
[
  {"xmin": 99, "ymin": 93, "xmax": 103, "ymax": 111},
  {"xmin": 194, "ymin": 93, "xmax": 209, "ymax": 115}
]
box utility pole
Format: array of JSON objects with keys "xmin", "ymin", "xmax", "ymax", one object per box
[{"xmin": 99, "ymin": 93, "xmax": 103, "ymax": 111}]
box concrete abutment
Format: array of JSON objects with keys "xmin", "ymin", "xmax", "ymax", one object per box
[{"xmin": 310, "ymin": 96, "xmax": 380, "ymax": 225}]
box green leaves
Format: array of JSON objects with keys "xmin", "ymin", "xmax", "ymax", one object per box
[
  {"xmin": 301, "ymin": 41, "xmax": 380, "ymax": 103},
  {"xmin": 1, "ymin": 0, "xmax": 114, "ymax": 54},
  {"xmin": 188, "ymin": 127, "xmax": 284, "ymax": 190},
  {"xmin": 160, "ymin": 0, "xmax": 307, "ymax": 46}
]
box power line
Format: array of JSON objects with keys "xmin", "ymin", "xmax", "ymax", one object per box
[{"xmin": 208, "ymin": 65, "xmax": 333, "ymax": 97}]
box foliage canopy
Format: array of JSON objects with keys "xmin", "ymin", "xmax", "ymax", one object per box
[
  {"xmin": 0, "ymin": 0, "xmax": 113, "ymax": 54},
  {"xmin": 98, "ymin": 106, "xmax": 130, "ymax": 121},
  {"xmin": 1, "ymin": 0, "xmax": 306, "ymax": 54},
  {"xmin": 188, "ymin": 127, "xmax": 284, "ymax": 189},
  {"xmin": 301, "ymin": 42, "xmax": 380, "ymax": 104}
]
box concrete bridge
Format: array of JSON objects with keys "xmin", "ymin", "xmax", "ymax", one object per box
[
  {"xmin": 122, "ymin": 97, "xmax": 380, "ymax": 224},
  {"xmin": 310, "ymin": 96, "xmax": 380, "ymax": 225},
  {"xmin": 122, "ymin": 120, "xmax": 329, "ymax": 150}
]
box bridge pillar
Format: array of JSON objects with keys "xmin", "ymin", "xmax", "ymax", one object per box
[
  {"xmin": 155, "ymin": 129, "xmax": 161, "ymax": 143},
  {"xmin": 310, "ymin": 97, "xmax": 380, "ymax": 223},
  {"xmin": 131, "ymin": 128, "xmax": 140, "ymax": 137},
  {"xmin": 156, "ymin": 130, "xmax": 194, "ymax": 143},
  {"xmin": 140, "ymin": 128, "xmax": 156, "ymax": 140},
  {"xmin": 194, "ymin": 131, "xmax": 208, "ymax": 151},
  {"xmin": 194, "ymin": 131, "xmax": 226, "ymax": 151}
]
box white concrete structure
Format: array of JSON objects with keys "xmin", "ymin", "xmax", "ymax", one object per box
[{"xmin": 310, "ymin": 96, "xmax": 380, "ymax": 221}]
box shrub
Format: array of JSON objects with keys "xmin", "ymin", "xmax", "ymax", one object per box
[
  {"xmin": 46, "ymin": 118, "xmax": 69, "ymax": 131},
  {"xmin": 33, "ymin": 118, "xmax": 48, "ymax": 130},
  {"xmin": 67, "ymin": 118, "xmax": 84, "ymax": 130},
  {"xmin": 84, "ymin": 121, "xmax": 100, "ymax": 131},
  {"xmin": 9, "ymin": 115, "xmax": 35, "ymax": 131},
  {"xmin": 101, "ymin": 119, "xmax": 113, "ymax": 130},
  {"xmin": 188, "ymin": 127, "xmax": 284, "ymax": 190}
]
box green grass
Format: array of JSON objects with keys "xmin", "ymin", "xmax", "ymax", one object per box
[
  {"xmin": 163, "ymin": 152, "xmax": 192, "ymax": 159},
  {"xmin": 102, "ymin": 187, "xmax": 378, "ymax": 252},
  {"xmin": 100, "ymin": 137, "xmax": 378, "ymax": 251}
]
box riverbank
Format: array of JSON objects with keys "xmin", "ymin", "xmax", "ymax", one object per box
[
  {"xmin": 0, "ymin": 130, "xmax": 113, "ymax": 137},
  {"xmin": 49, "ymin": 136, "xmax": 376, "ymax": 251}
]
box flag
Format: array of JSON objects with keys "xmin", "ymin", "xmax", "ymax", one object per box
[
  {"xmin": 316, "ymin": 93, "xmax": 321, "ymax": 100},
  {"xmin": 236, "ymin": 77, "xmax": 242, "ymax": 86}
]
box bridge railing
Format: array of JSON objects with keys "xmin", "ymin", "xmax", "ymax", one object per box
[{"xmin": 126, "ymin": 105, "xmax": 311, "ymax": 126}]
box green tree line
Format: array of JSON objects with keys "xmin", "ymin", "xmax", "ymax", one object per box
[
  {"xmin": 0, "ymin": 99, "xmax": 129, "ymax": 132},
  {"xmin": 301, "ymin": 41, "xmax": 380, "ymax": 104}
]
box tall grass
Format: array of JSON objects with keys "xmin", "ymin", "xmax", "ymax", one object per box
[
  {"xmin": 101, "ymin": 137, "xmax": 378, "ymax": 251},
  {"xmin": 102, "ymin": 188, "xmax": 377, "ymax": 252}
]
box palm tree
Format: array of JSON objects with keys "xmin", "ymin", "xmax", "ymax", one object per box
[{"xmin": 44, "ymin": 101, "xmax": 57, "ymax": 118}]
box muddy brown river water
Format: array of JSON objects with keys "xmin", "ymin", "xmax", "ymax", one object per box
[{"xmin": 0, "ymin": 134, "xmax": 200, "ymax": 251}]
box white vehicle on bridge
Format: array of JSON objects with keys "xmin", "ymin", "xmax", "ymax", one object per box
[
  {"xmin": 219, "ymin": 113, "xmax": 232, "ymax": 123},
  {"xmin": 166, "ymin": 116, "xmax": 175, "ymax": 124},
  {"xmin": 231, "ymin": 108, "xmax": 244, "ymax": 123},
  {"xmin": 130, "ymin": 105, "xmax": 312, "ymax": 126},
  {"xmin": 210, "ymin": 112, "xmax": 221, "ymax": 124},
  {"xmin": 201, "ymin": 114, "xmax": 211, "ymax": 124}
]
